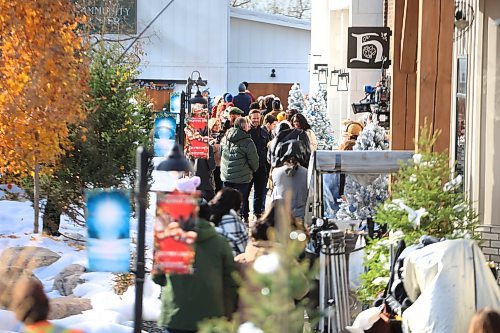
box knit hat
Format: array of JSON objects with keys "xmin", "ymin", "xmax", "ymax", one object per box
[
  {"xmin": 224, "ymin": 93, "xmax": 233, "ymax": 103},
  {"xmin": 277, "ymin": 111, "xmax": 286, "ymax": 122},
  {"xmin": 238, "ymin": 82, "xmax": 246, "ymax": 92},
  {"xmin": 228, "ymin": 106, "xmax": 244, "ymax": 115}
]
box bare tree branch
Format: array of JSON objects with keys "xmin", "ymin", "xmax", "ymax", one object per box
[{"xmin": 231, "ymin": 0, "xmax": 251, "ymax": 7}]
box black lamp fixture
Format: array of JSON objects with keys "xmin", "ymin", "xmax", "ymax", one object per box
[
  {"xmin": 189, "ymin": 89, "xmax": 207, "ymax": 105},
  {"xmin": 190, "ymin": 70, "xmax": 207, "ymax": 87},
  {"xmin": 314, "ymin": 64, "xmax": 329, "ymax": 84},
  {"xmin": 156, "ymin": 144, "xmax": 193, "ymax": 172},
  {"xmin": 187, "ymin": 70, "xmax": 208, "ymax": 105},
  {"xmin": 270, "ymin": 68, "xmax": 276, "ymax": 78}
]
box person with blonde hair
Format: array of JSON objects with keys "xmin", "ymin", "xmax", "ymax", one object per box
[
  {"xmin": 10, "ymin": 277, "xmax": 83, "ymax": 333},
  {"xmin": 339, "ymin": 119, "xmax": 363, "ymax": 151}
]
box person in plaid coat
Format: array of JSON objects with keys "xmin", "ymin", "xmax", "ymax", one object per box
[{"xmin": 209, "ymin": 187, "xmax": 249, "ymax": 256}]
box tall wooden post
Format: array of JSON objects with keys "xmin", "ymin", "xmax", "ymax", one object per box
[
  {"xmin": 390, "ymin": 0, "xmax": 418, "ymax": 150},
  {"xmin": 415, "ymin": 0, "xmax": 453, "ymax": 152}
]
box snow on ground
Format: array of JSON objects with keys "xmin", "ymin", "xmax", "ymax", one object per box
[{"xmin": 0, "ymin": 197, "xmax": 161, "ymax": 333}]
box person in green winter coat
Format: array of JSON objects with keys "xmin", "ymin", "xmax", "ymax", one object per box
[
  {"xmin": 152, "ymin": 202, "xmax": 238, "ymax": 333},
  {"xmin": 220, "ymin": 115, "xmax": 259, "ymax": 216}
]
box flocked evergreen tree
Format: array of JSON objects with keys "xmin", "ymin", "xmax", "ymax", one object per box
[
  {"xmin": 357, "ymin": 124, "xmax": 478, "ymax": 302},
  {"xmin": 303, "ymin": 85, "xmax": 335, "ymax": 150},
  {"xmin": 287, "ymin": 83, "xmax": 306, "ymax": 113},
  {"xmin": 336, "ymin": 121, "xmax": 389, "ymax": 221}
]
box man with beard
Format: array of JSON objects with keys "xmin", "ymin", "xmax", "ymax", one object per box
[{"xmin": 241, "ymin": 109, "xmax": 270, "ymax": 222}]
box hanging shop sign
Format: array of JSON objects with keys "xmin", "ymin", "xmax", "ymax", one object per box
[
  {"xmin": 153, "ymin": 191, "xmax": 198, "ymax": 274},
  {"xmin": 347, "ymin": 27, "xmax": 391, "ymax": 69},
  {"xmin": 85, "ymin": 189, "xmax": 131, "ymax": 272},
  {"xmin": 74, "ymin": 0, "xmax": 137, "ymax": 34},
  {"xmin": 185, "ymin": 104, "xmax": 209, "ymax": 159}
]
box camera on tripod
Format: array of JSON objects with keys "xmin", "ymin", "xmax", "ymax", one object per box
[
  {"xmin": 308, "ymin": 217, "xmax": 339, "ymax": 255},
  {"xmin": 351, "ymin": 79, "xmax": 390, "ymax": 129}
]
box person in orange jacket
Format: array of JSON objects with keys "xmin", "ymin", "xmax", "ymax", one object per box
[{"xmin": 10, "ymin": 277, "xmax": 84, "ymax": 333}]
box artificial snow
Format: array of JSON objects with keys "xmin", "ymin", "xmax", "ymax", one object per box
[{"xmin": 0, "ymin": 198, "xmax": 162, "ymax": 333}]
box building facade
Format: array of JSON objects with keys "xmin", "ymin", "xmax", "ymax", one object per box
[
  {"xmin": 132, "ymin": 0, "xmax": 310, "ymax": 105},
  {"xmin": 310, "ymin": 0, "xmax": 385, "ymax": 143},
  {"xmin": 451, "ymin": 0, "xmax": 500, "ymax": 263}
]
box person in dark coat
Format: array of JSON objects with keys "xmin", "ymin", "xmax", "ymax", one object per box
[
  {"xmin": 267, "ymin": 127, "xmax": 311, "ymax": 169},
  {"xmin": 242, "ymin": 109, "xmax": 270, "ymax": 221},
  {"xmin": 153, "ymin": 202, "xmax": 238, "ymax": 333},
  {"xmin": 261, "ymin": 95, "xmax": 275, "ymax": 116},
  {"xmin": 194, "ymin": 145, "xmax": 216, "ymax": 202},
  {"xmin": 220, "ymin": 117, "xmax": 259, "ymax": 218},
  {"xmin": 242, "ymin": 81, "xmax": 256, "ymax": 102},
  {"xmin": 232, "ymin": 82, "xmax": 252, "ymax": 116}
]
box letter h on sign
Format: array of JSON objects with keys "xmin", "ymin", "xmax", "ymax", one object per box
[{"xmin": 347, "ymin": 27, "xmax": 391, "ymax": 69}]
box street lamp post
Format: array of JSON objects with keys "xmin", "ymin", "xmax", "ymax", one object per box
[
  {"xmin": 179, "ymin": 71, "xmax": 207, "ymax": 154},
  {"xmin": 133, "ymin": 143, "xmax": 193, "ymax": 333},
  {"xmin": 133, "ymin": 146, "xmax": 148, "ymax": 333}
]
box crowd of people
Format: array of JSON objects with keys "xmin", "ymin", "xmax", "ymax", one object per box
[
  {"xmin": 194, "ymin": 81, "xmax": 317, "ymax": 226},
  {"xmin": 4, "ymin": 82, "xmax": 499, "ymax": 333}
]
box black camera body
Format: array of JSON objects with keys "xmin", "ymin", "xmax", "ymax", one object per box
[
  {"xmin": 307, "ymin": 217, "xmax": 339, "ymax": 255},
  {"xmin": 351, "ymin": 79, "xmax": 391, "ymax": 129}
]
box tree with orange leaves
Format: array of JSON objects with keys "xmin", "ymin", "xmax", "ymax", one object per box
[{"xmin": 0, "ymin": 0, "xmax": 89, "ymax": 232}]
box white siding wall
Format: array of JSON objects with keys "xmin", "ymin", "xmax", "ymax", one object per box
[
  {"xmin": 135, "ymin": 0, "xmax": 229, "ymax": 94},
  {"xmin": 228, "ymin": 14, "xmax": 311, "ymax": 95},
  {"xmin": 328, "ymin": 8, "xmax": 350, "ymax": 143},
  {"xmin": 479, "ymin": 0, "xmax": 500, "ymax": 225},
  {"xmin": 349, "ymin": 0, "xmax": 384, "ymax": 109},
  {"xmin": 311, "ymin": 0, "xmax": 383, "ymax": 144}
]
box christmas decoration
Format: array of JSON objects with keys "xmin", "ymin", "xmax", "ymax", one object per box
[
  {"xmin": 353, "ymin": 121, "xmax": 389, "ymax": 151},
  {"xmin": 336, "ymin": 121, "xmax": 389, "ymax": 221},
  {"xmin": 287, "ymin": 83, "xmax": 306, "ymax": 112},
  {"xmin": 303, "ymin": 85, "xmax": 336, "ymax": 150},
  {"xmin": 357, "ymin": 124, "xmax": 478, "ymax": 302}
]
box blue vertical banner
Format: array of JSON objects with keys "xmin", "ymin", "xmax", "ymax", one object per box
[
  {"xmin": 154, "ymin": 111, "xmax": 177, "ymax": 157},
  {"xmin": 86, "ymin": 189, "xmax": 131, "ymax": 272},
  {"xmin": 170, "ymin": 92, "xmax": 181, "ymax": 113}
]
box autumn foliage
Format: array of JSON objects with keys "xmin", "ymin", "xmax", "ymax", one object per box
[{"xmin": 0, "ymin": 0, "xmax": 89, "ymax": 177}]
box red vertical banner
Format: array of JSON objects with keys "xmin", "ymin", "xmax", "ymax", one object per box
[
  {"xmin": 153, "ymin": 191, "xmax": 199, "ymax": 274},
  {"xmin": 185, "ymin": 104, "xmax": 209, "ymax": 159}
]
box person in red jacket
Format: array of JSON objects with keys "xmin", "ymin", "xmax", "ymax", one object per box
[{"xmin": 10, "ymin": 277, "xmax": 83, "ymax": 333}]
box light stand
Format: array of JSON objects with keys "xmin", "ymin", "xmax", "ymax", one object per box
[
  {"xmin": 133, "ymin": 143, "xmax": 193, "ymax": 333},
  {"xmin": 133, "ymin": 146, "xmax": 148, "ymax": 333}
]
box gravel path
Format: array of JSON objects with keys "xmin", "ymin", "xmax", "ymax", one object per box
[{"xmin": 142, "ymin": 321, "xmax": 164, "ymax": 333}]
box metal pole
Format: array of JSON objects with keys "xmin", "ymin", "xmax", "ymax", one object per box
[
  {"xmin": 179, "ymin": 91, "xmax": 187, "ymax": 154},
  {"xmin": 319, "ymin": 239, "xmax": 326, "ymax": 332},
  {"xmin": 133, "ymin": 146, "xmax": 148, "ymax": 333}
]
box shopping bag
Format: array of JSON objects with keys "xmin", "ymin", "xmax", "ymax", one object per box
[{"xmin": 349, "ymin": 234, "xmax": 366, "ymax": 289}]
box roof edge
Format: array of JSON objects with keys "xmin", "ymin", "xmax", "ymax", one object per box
[{"xmin": 230, "ymin": 7, "xmax": 311, "ymax": 30}]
